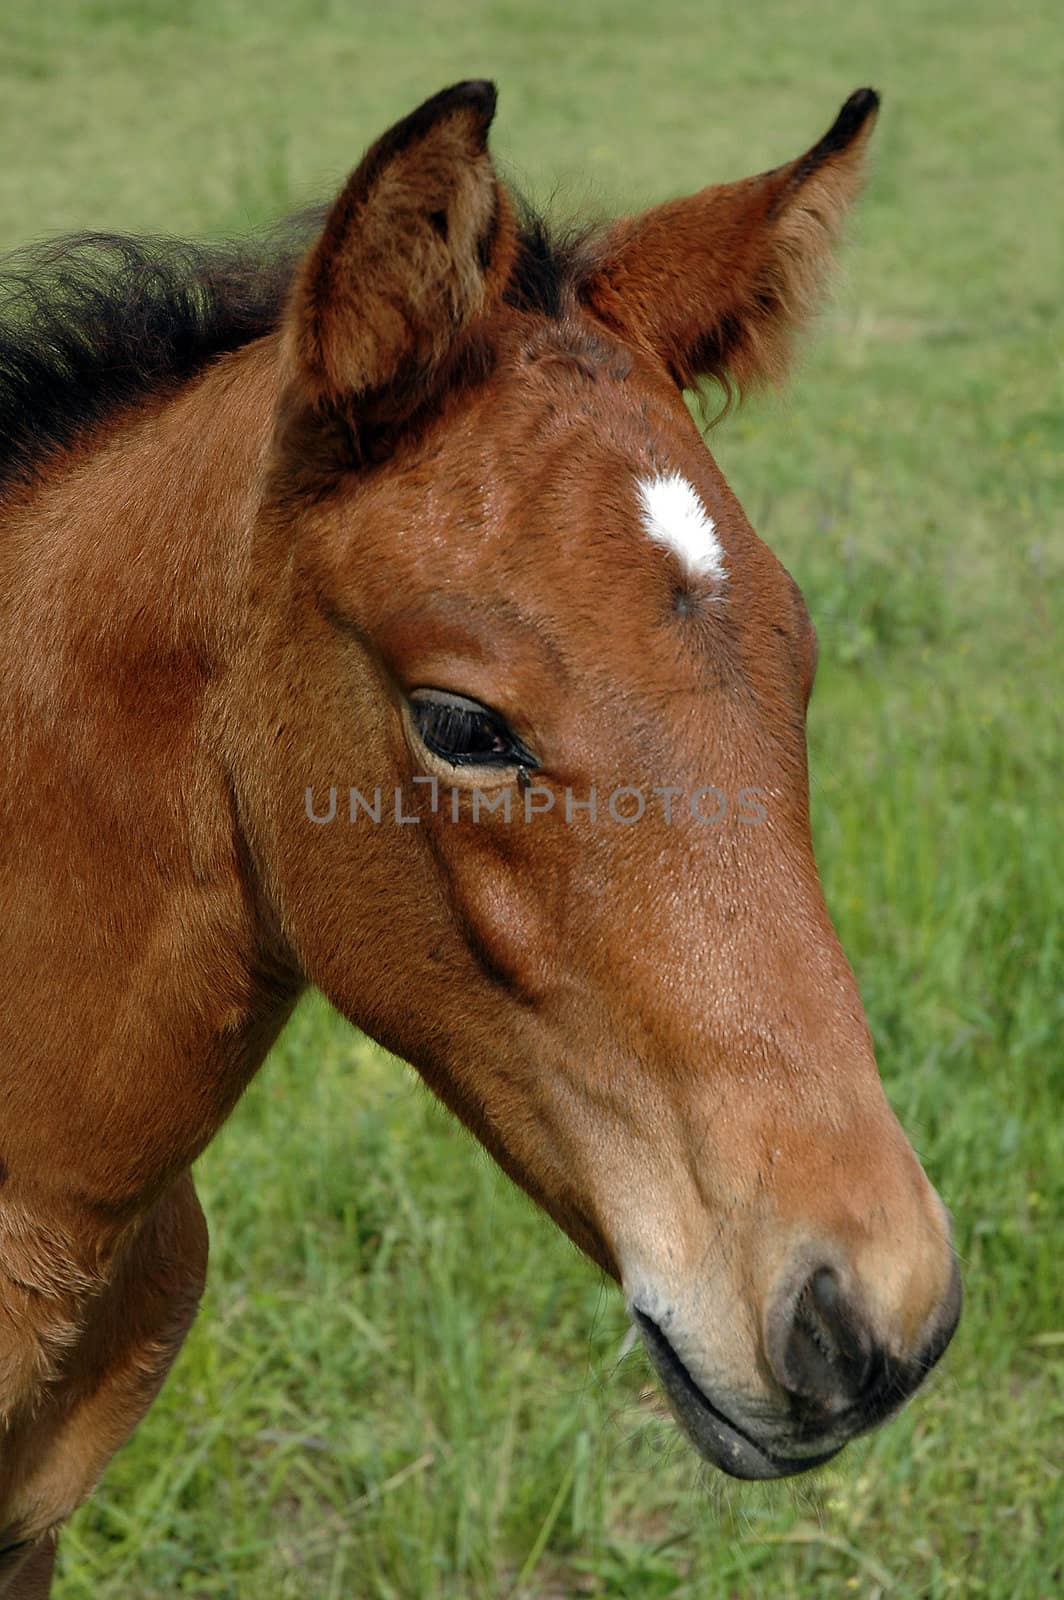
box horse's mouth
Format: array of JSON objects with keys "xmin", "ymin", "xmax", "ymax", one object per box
[{"xmin": 633, "ymin": 1310, "xmax": 842, "ymax": 1481}]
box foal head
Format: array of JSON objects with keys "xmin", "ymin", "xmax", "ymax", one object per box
[{"xmin": 237, "ymin": 81, "xmax": 960, "ymax": 1478}]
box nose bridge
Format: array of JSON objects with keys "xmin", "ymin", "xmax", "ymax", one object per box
[
  {"xmin": 598, "ymin": 796, "xmax": 904, "ymax": 1191},
  {"xmin": 743, "ymin": 1049, "xmax": 959, "ymax": 1423},
  {"xmin": 769, "ymin": 1106, "xmax": 952, "ymax": 1318},
  {"xmin": 643, "ymin": 825, "xmax": 956, "ymax": 1353},
  {"xmin": 734, "ymin": 1009, "xmax": 958, "ymax": 1394},
  {"xmin": 668, "ymin": 832, "xmax": 883, "ymax": 1125},
  {"xmin": 583, "ymin": 753, "xmax": 961, "ymax": 1461}
]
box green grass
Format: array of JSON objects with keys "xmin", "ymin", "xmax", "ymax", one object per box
[{"xmin": 3, "ymin": 1, "xmax": 1061, "ymax": 1595}]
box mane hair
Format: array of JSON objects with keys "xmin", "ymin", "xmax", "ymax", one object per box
[
  {"xmin": 503, "ymin": 201, "xmax": 597, "ymax": 319},
  {"xmin": 0, "ymin": 203, "xmax": 590, "ymax": 490},
  {"xmin": 0, "ymin": 211, "xmax": 324, "ymax": 492}
]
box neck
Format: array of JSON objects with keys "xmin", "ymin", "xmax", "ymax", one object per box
[{"xmin": 0, "ymin": 336, "xmax": 304, "ymax": 1223}]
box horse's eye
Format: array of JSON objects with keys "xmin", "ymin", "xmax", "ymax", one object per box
[{"xmin": 408, "ymin": 690, "xmax": 536, "ymax": 769}]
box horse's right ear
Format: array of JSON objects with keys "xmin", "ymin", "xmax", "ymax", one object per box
[
  {"xmin": 580, "ymin": 90, "xmax": 880, "ymax": 401},
  {"xmin": 278, "ymin": 80, "xmax": 515, "ymax": 443}
]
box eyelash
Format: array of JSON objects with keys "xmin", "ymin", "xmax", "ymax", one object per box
[{"xmin": 408, "ymin": 691, "xmax": 537, "ymax": 770}]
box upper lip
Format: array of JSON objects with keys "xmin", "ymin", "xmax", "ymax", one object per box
[{"xmin": 634, "ymin": 1310, "xmax": 842, "ymax": 1479}]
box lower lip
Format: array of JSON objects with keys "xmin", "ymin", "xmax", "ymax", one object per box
[{"xmin": 634, "ymin": 1311, "xmax": 842, "ymax": 1481}]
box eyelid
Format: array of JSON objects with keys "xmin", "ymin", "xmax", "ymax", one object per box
[
  {"xmin": 409, "ymin": 687, "xmax": 497, "ymax": 716},
  {"xmin": 407, "ymin": 688, "xmax": 539, "ymax": 769}
]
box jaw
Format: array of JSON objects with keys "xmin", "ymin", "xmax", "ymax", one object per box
[{"xmin": 633, "ymin": 1310, "xmax": 842, "ymax": 1481}]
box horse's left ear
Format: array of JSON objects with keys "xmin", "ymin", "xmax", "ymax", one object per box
[{"xmin": 581, "ymin": 89, "xmax": 880, "ymax": 397}]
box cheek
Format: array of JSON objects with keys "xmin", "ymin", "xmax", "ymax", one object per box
[{"xmin": 438, "ymin": 823, "xmax": 568, "ymax": 1002}]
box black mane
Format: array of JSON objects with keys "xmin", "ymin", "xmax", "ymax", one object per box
[
  {"xmin": 0, "ymin": 212, "xmax": 325, "ymax": 492},
  {"xmin": 0, "ymin": 204, "xmax": 589, "ymax": 491}
]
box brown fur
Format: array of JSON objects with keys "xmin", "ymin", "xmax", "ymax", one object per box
[
  {"xmin": 584, "ymin": 88, "xmax": 879, "ymax": 404},
  {"xmin": 0, "ymin": 81, "xmax": 958, "ymax": 1592}
]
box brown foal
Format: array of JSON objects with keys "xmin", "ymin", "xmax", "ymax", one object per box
[{"xmin": 0, "ymin": 81, "xmax": 959, "ymax": 1592}]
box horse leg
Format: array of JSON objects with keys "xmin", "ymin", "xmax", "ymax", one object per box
[{"xmin": 0, "ymin": 1173, "xmax": 208, "ymax": 1598}]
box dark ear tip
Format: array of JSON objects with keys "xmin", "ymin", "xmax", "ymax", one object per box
[
  {"xmin": 846, "ymin": 86, "xmax": 881, "ymax": 116},
  {"xmin": 439, "ymin": 78, "xmax": 498, "ymax": 131},
  {"xmin": 374, "ymin": 80, "xmax": 499, "ymax": 170},
  {"xmin": 458, "ymin": 78, "xmax": 498, "ymax": 113},
  {"xmin": 824, "ymin": 87, "xmax": 881, "ymax": 150},
  {"xmin": 808, "ymin": 87, "xmax": 880, "ymax": 164}
]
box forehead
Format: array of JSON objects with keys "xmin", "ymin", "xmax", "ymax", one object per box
[
  {"xmin": 465, "ymin": 317, "xmax": 770, "ymax": 610},
  {"xmin": 339, "ymin": 312, "xmax": 807, "ymax": 682},
  {"xmin": 475, "ymin": 321, "xmax": 724, "ymax": 543}
]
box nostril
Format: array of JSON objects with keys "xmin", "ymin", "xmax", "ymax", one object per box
[
  {"xmin": 810, "ymin": 1265, "xmax": 838, "ymax": 1317},
  {"xmin": 769, "ymin": 1266, "xmax": 874, "ymax": 1412}
]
